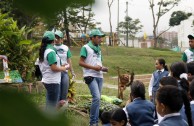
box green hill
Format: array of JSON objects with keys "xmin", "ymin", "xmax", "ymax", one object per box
[{"xmin": 70, "ymin": 46, "xmax": 182, "ymax": 80}]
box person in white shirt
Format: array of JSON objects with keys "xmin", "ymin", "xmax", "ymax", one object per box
[{"xmin": 54, "ymin": 30, "xmax": 74, "ymax": 108}]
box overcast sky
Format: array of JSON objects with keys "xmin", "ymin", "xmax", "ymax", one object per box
[{"xmin": 92, "ymin": 0, "xmax": 194, "ymax": 36}]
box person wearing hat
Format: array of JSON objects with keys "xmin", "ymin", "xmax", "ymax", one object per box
[
  {"xmin": 54, "ymin": 30, "xmax": 75, "ymax": 108},
  {"xmin": 182, "ymin": 34, "xmax": 194, "ymax": 63},
  {"xmin": 38, "ymin": 31, "xmax": 68, "ymax": 112},
  {"xmin": 79, "ymin": 29, "xmax": 108, "ymax": 126}
]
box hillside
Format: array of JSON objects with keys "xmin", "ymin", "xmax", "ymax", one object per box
[{"xmin": 70, "ymin": 46, "xmax": 182, "ymax": 81}]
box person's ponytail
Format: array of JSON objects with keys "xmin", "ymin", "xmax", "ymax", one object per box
[
  {"xmin": 164, "ymin": 65, "xmax": 168, "ymax": 71},
  {"xmin": 39, "ymin": 37, "xmax": 53, "ymax": 62},
  {"xmin": 181, "ymin": 89, "xmax": 193, "ymax": 126},
  {"xmin": 179, "ymin": 75, "xmax": 192, "ymax": 126}
]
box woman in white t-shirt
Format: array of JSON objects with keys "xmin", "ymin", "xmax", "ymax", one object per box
[{"xmin": 38, "ymin": 31, "xmax": 67, "ymax": 111}]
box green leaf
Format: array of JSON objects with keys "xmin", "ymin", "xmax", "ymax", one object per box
[{"xmin": 18, "ymin": 40, "xmax": 32, "ymax": 45}]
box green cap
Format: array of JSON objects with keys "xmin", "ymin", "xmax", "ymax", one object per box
[
  {"xmin": 55, "ymin": 30, "xmax": 64, "ymax": 38},
  {"xmin": 188, "ymin": 34, "xmax": 194, "ymax": 39},
  {"xmin": 43, "ymin": 31, "xmax": 55, "ymax": 41},
  {"xmin": 89, "ymin": 29, "xmax": 105, "ymax": 37}
]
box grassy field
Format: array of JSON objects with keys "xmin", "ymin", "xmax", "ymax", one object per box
[
  {"xmin": 70, "ymin": 46, "xmax": 181, "ymax": 81},
  {"xmin": 31, "ymin": 46, "xmax": 182, "ymax": 126}
]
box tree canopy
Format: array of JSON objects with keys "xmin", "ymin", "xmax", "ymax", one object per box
[
  {"xmin": 169, "ymin": 11, "xmax": 192, "ymax": 26},
  {"xmin": 118, "ymin": 16, "xmax": 142, "ymax": 37},
  {"xmin": 13, "ymin": 0, "xmax": 95, "ymax": 18},
  {"xmin": 148, "ymin": 0, "xmax": 180, "ymax": 47}
]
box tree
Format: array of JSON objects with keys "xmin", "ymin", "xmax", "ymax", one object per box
[
  {"xmin": 50, "ymin": 4, "xmax": 98, "ymax": 46},
  {"xmin": 107, "ymin": 0, "xmax": 115, "ymax": 46},
  {"xmin": 13, "ymin": 0, "xmax": 95, "ymax": 46},
  {"xmin": 13, "ymin": 0, "xmax": 95, "ymax": 18},
  {"xmin": 68, "ymin": 5, "xmax": 100, "ymax": 34},
  {"xmin": 0, "ymin": 0, "xmax": 39, "ymax": 29},
  {"xmin": 148, "ymin": 0, "xmax": 180, "ymax": 48},
  {"xmin": 0, "ymin": 12, "xmax": 38, "ymax": 81},
  {"xmin": 118, "ymin": 16, "xmax": 143, "ymax": 47},
  {"xmin": 169, "ymin": 11, "xmax": 192, "ymax": 26}
]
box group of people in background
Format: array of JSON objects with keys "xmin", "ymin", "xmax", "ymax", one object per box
[
  {"xmin": 97, "ymin": 33, "xmax": 194, "ymax": 126},
  {"xmin": 37, "ymin": 30, "xmax": 75, "ymax": 113},
  {"xmin": 37, "ymin": 28, "xmax": 108, "ymax": 126},
  {"xmin": 99, "ymin": 33, "xmax": 194, "ymax": 126},
  {"xmin": 37, "ymin": 28, "xmax": 194, "ymax": 126}
]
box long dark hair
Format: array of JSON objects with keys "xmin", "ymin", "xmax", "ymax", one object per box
[
  {"xmin": 39, "ymin": 37, "xmax": 53, "ymax": 62},
  {"xmin": 169, "ymin": 62, "xmax": 192, "ymax": 126},
  {"xmin": 170, "ymin": 62, "xmax": 189, "ymax": 91},
  {"xmin": 158, "ymin": 58, "xmax": 168, "ymax": 71},
  {"xmin": 130, "ymin": 80, "xmax": 145, "ymax": 100}
]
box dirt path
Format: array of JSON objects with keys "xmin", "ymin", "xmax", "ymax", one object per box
[{"xmin": 75, "ymin": 74, "xmax": 152, "ymax": 89}]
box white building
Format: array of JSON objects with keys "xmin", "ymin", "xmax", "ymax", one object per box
[
  {"xmin": 119, "ymin": 37, "xmax": 139, "ymax": 47},
  {"xmin": 114, "ymin": 37, "xmax": 153, "ymax": 48},
  {"xmin": 177, "ymin": 16, "xmax": 194, "ymax": 51}
]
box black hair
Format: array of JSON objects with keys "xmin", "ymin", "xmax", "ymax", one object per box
[
  {"xmin": 187, "ymin": 61, "xmax": 194, "ymax": 75},
  {"xmin": 188, "ymin": 35, "xmax": 194, "ymax": 39},
  {"xmin": 100, "ymin": 111, "xmax": 111, "ymax": 124},
  {"xmin": 130, "ymin": 80, "xmax": 145, "ymax": 100},
  {"xmin": 110, "ymin": 108, "xmax": 127, "ymax": 126},
  {"xmin": 170, "ymin": 62, "xmax": 189, "ymax": 91},
  {"xmin": 157, "ymin": 85, "xmax": 182, "ymax": 111},
  {"xmin": 39, "ymin": 37, "xmax": 54, "ymax": 62},
  {"xmin": 190, "ymin": 80, "xmax": 194, "ymax": 100},
  {"xmin": 169, "ymin": 62, "xmax": 192, "ymax": 125},
  {"xmin": 170, "ymin": 62, "xmax": 188, "ymax": 79},
  {"xmin": 181, "ymin": 89, "xmax": 192, "ymax": 126},
  {"xmin": 159, "ymin": 76, "xmax": 178, "ymax": 87},
  {"xmin": 157, "ymin": 85, "xmax": 192, "ymax": 126},
  {"xmin": 157, "ymin": 58, "xmax": 168, "ymax": 71}
]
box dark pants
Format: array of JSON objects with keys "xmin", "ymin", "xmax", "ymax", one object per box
[{"xmin": 43, "ymin": 83, "xmax": 60, "ymax": 110}]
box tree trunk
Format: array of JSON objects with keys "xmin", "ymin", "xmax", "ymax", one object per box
[
  {"xmin": 64, "ymin": 9, "xmax": 71, "ymax": 47},
  {"xmin": 153, "ymin": 29, "xmax": 157, "ymax": 48},
  {"xmin": 108, "ymin": 0, "xmax": 113, "ymax": 46}
]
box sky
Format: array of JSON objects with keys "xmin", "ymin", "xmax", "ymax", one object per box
[{"xmin": 92, "ymin": 0, "xmax": 194, "ymax": 36}]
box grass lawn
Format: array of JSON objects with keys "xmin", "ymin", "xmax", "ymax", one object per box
[
  {"xmin": 70, "ymin": 46, "xmax": 181, "ymax": 80},
  {"xmin": 30, "ymin": 46, "xmax": 182, "ymax": 126}
]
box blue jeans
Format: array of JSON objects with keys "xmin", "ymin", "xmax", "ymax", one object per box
[
  {"xmin": 87, "ymin": 77, "xmax": 103, "ymax": 125},
  {"xmin": 43, "ymin": 83, "xmax": 60, "ymax": 110},
  {"xmin": 60, "ymin": 71, "xmax": 69, "ymax": 100}
]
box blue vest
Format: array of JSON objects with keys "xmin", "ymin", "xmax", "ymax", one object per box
[
  {"xmin": 152, "ymin": 70, "xmax": 169, "ymax": 91},
  {"xmin": 126, "ymin": 98, "xmax": 155, "ymax": 126},
  {"xmin": 159, "ymin": 115, "xmax": 188, "ymax": 126}
]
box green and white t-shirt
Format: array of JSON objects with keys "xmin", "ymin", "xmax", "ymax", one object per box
[
  {"xmin": 182, "ymin": 48, "xmax": 194, "ymax": 63},
  {"xmin": 54, "ymin": 44, "xmax": 72, "ymax": 65},
  {"xmin": 80, "ymin": 42, "xmax": 103, "ymax": 78},
  {"xmin": 39, "ymin": 44, "xmax": 61, "ymax": 84}
]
